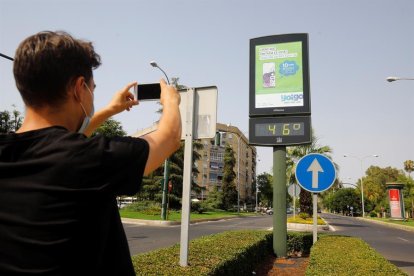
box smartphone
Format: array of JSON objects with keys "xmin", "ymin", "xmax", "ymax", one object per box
[{"xmin": 133, "ymin": 83, "xmax": 161, "ymax": 101}]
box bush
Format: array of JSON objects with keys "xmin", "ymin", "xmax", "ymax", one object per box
[
  {"xmin": 123, "ymin": 201, "xmax": 161, "ymax": 215},
  {"xmin": 299, "ymin": 212, "xmax": 310, "ymax": 220},
  {"xmin": 369, "ymin": 211, "xmax": 377, "ymax": 218},
  {"xmin": 306, "ymin": 236, "xmax": 406, "ymax": 276},
  {"xmin": 132, "ymin": 230, "xmax": 313, "ymax": 275},
  {"xmin": 191, "ymin": 201, "xmax": 204, "ymax": 214}
]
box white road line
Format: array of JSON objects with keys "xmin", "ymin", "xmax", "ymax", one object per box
[{"xmin": 397, "ymin": 237, "xmax": 409, "ymax": 242}]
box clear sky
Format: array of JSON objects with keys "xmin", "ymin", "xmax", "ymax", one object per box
[{"xmin": 1, "ymin": 0, "xmax": 413, "ymax": 184}]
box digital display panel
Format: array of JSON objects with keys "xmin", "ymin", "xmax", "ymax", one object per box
[
  {"xmin": 255, "ymin": 122, "xmax": 305, "ymax": 136},
  {"xmin": 249, "ymin": 116, "xmax": 311, "ymax": 146},
  {"xmin": 250, "ymin": 34, "xmax": 310, "ymax": 116}
]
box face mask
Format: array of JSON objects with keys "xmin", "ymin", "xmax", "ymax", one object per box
[{"xmin": 77, "ymin": 83, "xmax": 95, "ymax": 134}]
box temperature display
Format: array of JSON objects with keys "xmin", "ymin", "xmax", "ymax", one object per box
[
  {"xmin": 255, "ymin": 122, "xmax": 304, "ymax": 136},
  {"xmin": 249, "ymin": 116, "xmax": 311, "ymax": 146}
]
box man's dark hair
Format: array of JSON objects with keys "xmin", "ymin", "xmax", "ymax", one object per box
[{"xmin": 13, "ymin": 31, "xmax": 101, "ymax": 108}]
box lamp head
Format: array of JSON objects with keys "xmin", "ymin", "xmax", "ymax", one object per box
[
  {"xmin": 150, "ymin": 61, "xmax": 158, "ymax": 68},
  {"xmin": 386, "ymin": 77, "xmax": 398, "ymax": 82}
]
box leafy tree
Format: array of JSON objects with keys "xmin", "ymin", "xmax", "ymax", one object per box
[
  {"xmin": 221, "ymin": 144, "xmax": 237, "ymax": 210},
  {"xmin": 257, "ymin": 172, "xmax": 273, "ymax": 207},
  {"xmin": 286, "ymin": 131, "xmax": 335, "ymax": 215},
  {"xmin": 328, "ymin": 188, "xmax": 361, "ymax": 215},
  {"xmin": 0, "ymin": 107, "xmax": 23, "ymax": 133},
  {"xmin": 359, "ymin": 166, "xmax": 401, "ymax": 213},
  {"xmin": 203, "ymin": 186, "xmax": 223, "ymax": 210},
  {"xmin": 92, "ymin": 118, "xmax": 127, "ymax": 137}
]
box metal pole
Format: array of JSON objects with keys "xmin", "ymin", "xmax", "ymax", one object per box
[
  {"xmin": 273, "ymin": 146, "xmax": 287, "ymax": 257},
  {"xmin": 180, "ymin": 88, "xmax": 195, "ymax": 267},
  {"xmin": 313, "ymin": 193, "xmax": 318, "ymax": 244},
  {"xmin": 237, "ymin": 135, "xmax": 240, "ymax": 213},
  {"xmin": 161, "ymin": 159, "xmax": 169, "ymax": 220},
  {"xmin": 360, "ymin": 160, "xmax": 365, "ymax": 218}
]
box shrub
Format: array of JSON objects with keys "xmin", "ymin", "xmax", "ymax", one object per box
[
  {"xmin": 132, "ymin": 230, "xmax": 313, "ymax": 275},
  {"xmin": 299, "ymin": 212, "xmax": 310, "ymax": 220},
  {"xmin": 369, "ymin": 211, "xmax": 377, "ymax": 218},
  {"xmin": 306, "ymin": 236, "xmax": 406, "ymax": 276},
  {"xmin": 123, "ymin": 201, "xmax": 161, "ymax": 215},
  {"xmin": 132, "ymin": 230, "xmax": 272, "ymax": 275},
  {"xmin": 191, "ymin": 201, "xmax": 204, "ymax": 214}
]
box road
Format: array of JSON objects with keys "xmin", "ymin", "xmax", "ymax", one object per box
[
  {"xmin": 321, "ymin": 213, "xmax": 414, "ymax": 276},
  {"xmin": 123, "ymin": 215, "xmax": 273, "ymax": 255}
]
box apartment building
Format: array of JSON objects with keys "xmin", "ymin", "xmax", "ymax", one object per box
[{"xmin": 194, "ymin": 123, "xmax": 257, "ymax": 204}]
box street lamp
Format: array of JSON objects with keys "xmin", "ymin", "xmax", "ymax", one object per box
[
  {"xmin": 226, "ymin": 124, "xmax": 242, "ymax": 214},
  {"xmin": 343, "ymin": 154, "xmax": 379, "ymax": 217},
  {"xmin": 255, "ymin": 159, "xmax": 261, "ymax": 213},
  {"xmin": 386, "ymin": 76, "xmax": 414, "ymax": 82},
  {"xmin": 150, "ymin": 61, "xmax": 171, "ymax": 220}
]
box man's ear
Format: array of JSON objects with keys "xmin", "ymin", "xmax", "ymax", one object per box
[{"xmin": 72, "ymin": 76, "xmax": 86, "ymax": 102}]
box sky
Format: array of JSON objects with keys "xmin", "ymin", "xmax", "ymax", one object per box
[{"xmin": 1, "ymin": 0, "xmax": 413, "ymax": 185}]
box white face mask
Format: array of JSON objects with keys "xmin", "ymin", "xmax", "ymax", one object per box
[{"xmin": 77, "ymin": 83, "xmax": 95, "ymax": 134}]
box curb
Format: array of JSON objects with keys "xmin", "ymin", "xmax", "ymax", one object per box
[
  {"xmin": 287, "ymin": 222, "xmax": 329, "ymax": 232},
  {"xmin": 121, "ymin": 215, "xmax": 257, "ymax": 227},
  {"xmin": 354, "ymin": 216, "xmax": 414, "ymax": 233}
]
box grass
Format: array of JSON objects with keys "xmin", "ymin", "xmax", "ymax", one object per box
[
  {"xmin": 367, "ymin": 217, "xmax": 414, "ymax": 227},
  {"xmin": 120, "ymin": 210, "xmax": 258, "ymax": 221}
]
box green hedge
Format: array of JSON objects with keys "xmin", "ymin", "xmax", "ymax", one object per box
[
  {"xmin": 306, "ymin": 236, "xmax": 407, "ymax": 276},
  {"xmin": 132, "ymin": 230, "xmax": 313, "ymax": 275}
]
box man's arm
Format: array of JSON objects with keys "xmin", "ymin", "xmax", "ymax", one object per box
[
  {"xmin": 83, "ymin": 82, "xmax": 138, "ymax": 137},
  {"xmin": 142, "ymin": 79, "xmax": 181, "ymax": 175}
]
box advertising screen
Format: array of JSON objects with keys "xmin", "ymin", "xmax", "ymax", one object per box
[{"xmin": 249, "ymin": 34, "xmax": 310, "ymax": 116}]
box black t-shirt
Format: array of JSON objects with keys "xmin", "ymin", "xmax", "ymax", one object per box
[{"xmin": 0, "ymin": 126, "xmax": 149, "ymax": 276}]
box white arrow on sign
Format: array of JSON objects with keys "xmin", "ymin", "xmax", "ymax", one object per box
[{"xmin": 307, "ymin": 158, "xmax": 324, "ymax": 188}]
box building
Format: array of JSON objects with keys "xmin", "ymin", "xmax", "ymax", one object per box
[{"xmin": 194, "ymin": 123, "xmax": 257, "ymax": 205}]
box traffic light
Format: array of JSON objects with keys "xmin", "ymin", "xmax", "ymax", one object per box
[{"xmin": 214, "ymin": 131, "xmax": 221, "ymax": 146}]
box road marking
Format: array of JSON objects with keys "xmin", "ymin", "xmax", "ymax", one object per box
[{"xmin": 397, "ymin": 237, "xmax": 409, "ymax": 242}]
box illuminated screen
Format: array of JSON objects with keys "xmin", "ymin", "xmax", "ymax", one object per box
[{"xmin": 255, "ymin": 41, "xmax": 304, "ymax": 109}]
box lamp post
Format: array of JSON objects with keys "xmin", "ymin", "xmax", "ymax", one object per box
[
  {"xmin": 386, "ymin": 76, "xmax": 414, "ymax": 82},
  {"xmin": 255, "ymin": 159, "xmax": 261, "ymax": 213},
  {"xmin": 150, "ymin": 61, "xmax": 171, "ymax": 220},
  {"xmin": 343, "ymin": 154, "xmax": 379, "ymax": 217},
  {"xmin": 226, "ymin": 124, "xmax": 242, "ymax": 214}
]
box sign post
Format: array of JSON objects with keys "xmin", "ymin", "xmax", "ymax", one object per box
[
  {"xmin": 288, "ymin": 184, "xmax": 301, "ymax": 219},
  {"xmin": 179, "ymin": 87, "xmax": 218, "ymax": 267},
  {"xmin": 249, "ymin": 33, "xmax": 312, "ymax": 257},
  {"xmin": 295, "ymin": 153, "xmax": 336, "ymax": 243}
]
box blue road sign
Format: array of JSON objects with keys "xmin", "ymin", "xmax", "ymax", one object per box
[{"xmin": 295, "ymin": 153, "xmax": 336, "ymax": 193}]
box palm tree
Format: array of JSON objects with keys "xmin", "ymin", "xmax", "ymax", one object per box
[
  {"xmin": 404, "ymin": 160, "xmax": 414, "ymax": 178},
  {"xmin": 286, "ymin": 131, "xmax": 337, "ymax": 215}
]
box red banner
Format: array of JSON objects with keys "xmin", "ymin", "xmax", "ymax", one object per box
[{"xmin": 388, "ymin": 189, "xmax": 401, "ymax": 218}]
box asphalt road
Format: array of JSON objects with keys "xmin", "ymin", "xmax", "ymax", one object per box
[
  {"xmin": 123, "ymin": 214, "xmax": 273, "ymax": 255},
  {"xmin": 321, "ymin": 213, "xmax": 414, "ymax": 276}
]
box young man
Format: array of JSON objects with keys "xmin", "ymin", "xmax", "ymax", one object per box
[{"xmin": 0, "ymin": 31, "xmax": 181, "ymax": 275}]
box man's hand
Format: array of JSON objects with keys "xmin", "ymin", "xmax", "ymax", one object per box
[
  {"xmin": 83, "ymin": 81, "xmax": 138, "ymax": 137},
  {"xmin": 160, "ymin": 79, "xmax": 180, "ymax": 107},
  {"xmin": 106, "ymin": 81, "xmax": 139, "ymax": 115}
]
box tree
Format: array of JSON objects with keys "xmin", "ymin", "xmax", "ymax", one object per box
[
  {"xmin": 0, "ymin": 107, "xmax": 23, "ymax": 133},
  {"xmin": 92, "ymin": 118, "xmax": 127, "ymax": 137},
  {"xmin": 286, "ymin": 131, "xmax": 335, "ymax": 215},
  {"xmin": 221, "ymin": 144, "xmax": 237, "ymax": 210},
  {"xmin": 359, "ymin": 166, "xmax": 402, "ymax": 213},
  {"xmin": 328, "ymin": 188, "xmax": 361, "ymax": 215},
  {"xmin": 257, "ymin": 172, "xmax": 273, "ymax": 207},
  {"xmin": 404, "ymin": 160, "xmax": 414, "ymax": 178}
]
